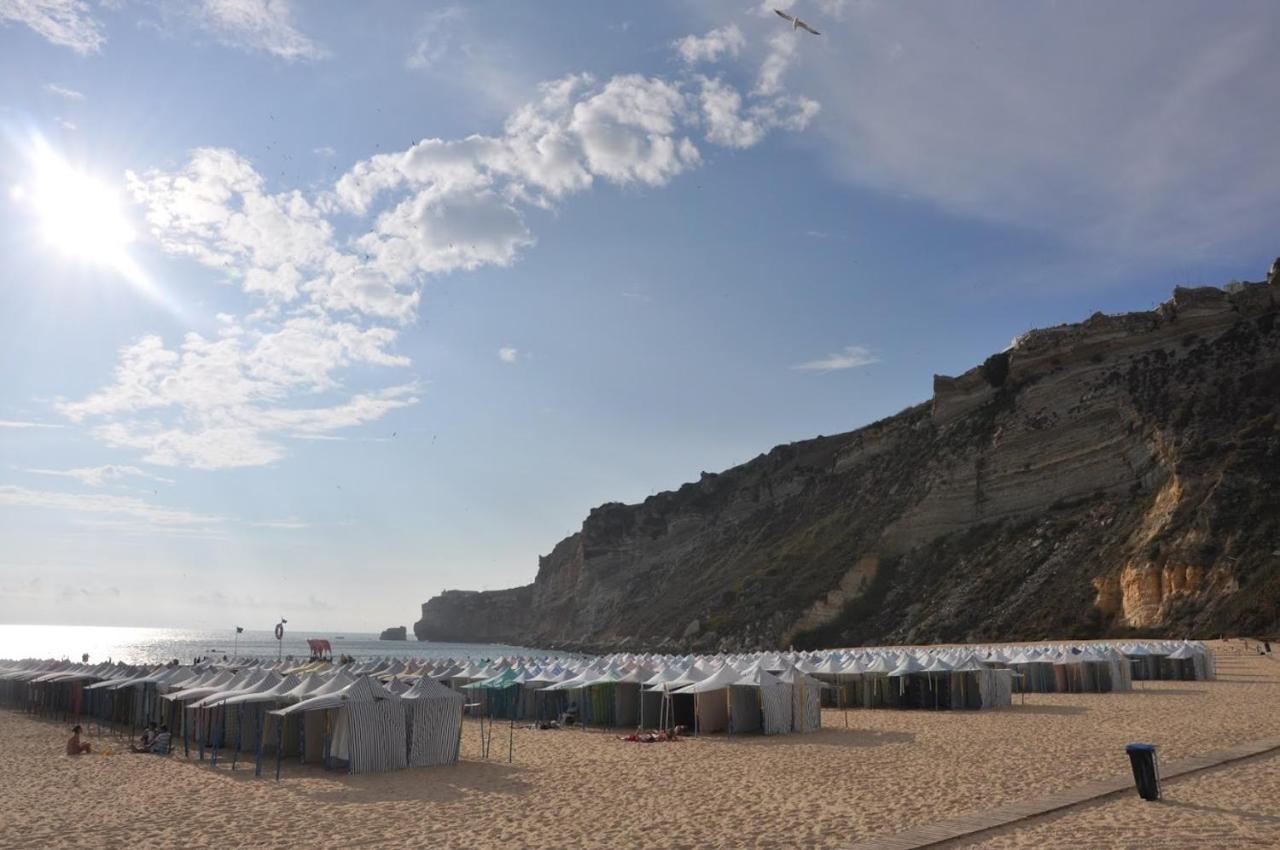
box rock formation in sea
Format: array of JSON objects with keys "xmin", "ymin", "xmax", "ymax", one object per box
[
  {"xmin": 379, "ymin": 626, "xmax": 408, "ymax": 641},
  {"xmin": 416, "ymin": 270, "xmax": 1280, "ymax": 652}
]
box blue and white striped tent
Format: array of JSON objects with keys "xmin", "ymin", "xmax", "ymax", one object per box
[{"xmin": 402, "ymin": 676, "xmax": 464, "ymax": 767}]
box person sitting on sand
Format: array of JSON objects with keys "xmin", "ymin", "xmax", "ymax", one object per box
[
  {"xmin": 130, "ymin": 723, "xmax": 158, "ymax": 753},
  {"xmin": 150, "ymin": 726, "xmax": 171, "ymax": 754},
  {"xmin": 66, "ymin": 725, "xmax": 91, "ymax": 755}
]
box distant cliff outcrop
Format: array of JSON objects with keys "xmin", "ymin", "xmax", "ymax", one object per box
[
  {"xmin": 379, "ymin": 626, "xmax": 407, "ymax": 641},
  {"xmin": 416, "ymin": 270, "xmax": 1280, "ymax": 651}
]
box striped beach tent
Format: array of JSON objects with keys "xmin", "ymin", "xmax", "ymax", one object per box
[
  {"xmin": 402, "ymin": 677, "xmax": 464, "ymax": 767},
  {"xmin": 272, "ymin": 676, "xmax": 407, "ymax": 774}
]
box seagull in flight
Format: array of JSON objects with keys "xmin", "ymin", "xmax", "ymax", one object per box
[{"xmin": 775, "ymin": 9, "xmax": 820, "ymax": 35}]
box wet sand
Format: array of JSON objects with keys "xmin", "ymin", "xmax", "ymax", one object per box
[{"xmin": 1, "ymin": 642, "xmax": 1277, "ymax": 850}]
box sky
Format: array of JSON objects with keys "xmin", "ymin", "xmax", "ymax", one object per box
[{"xmin": 1, "ymin": 0, "xmax": 1278, "ymax": 633}]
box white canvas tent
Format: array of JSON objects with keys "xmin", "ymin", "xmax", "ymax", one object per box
[{"xmin": 272, "ymin": 676, "xmax": 407, "ymax": 775}]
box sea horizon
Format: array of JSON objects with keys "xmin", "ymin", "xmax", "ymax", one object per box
[{"xmin": 0, "ymin": 623, "xmax": 562, "ymax": 666}]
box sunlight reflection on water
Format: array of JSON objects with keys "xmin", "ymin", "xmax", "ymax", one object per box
[{"xmin": 0, "ymin": 625, "xmax": 558, "ymax": 665}]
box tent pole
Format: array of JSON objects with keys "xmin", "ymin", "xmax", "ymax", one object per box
[
  {"xmin": 254, "ymin": 708, "xmax": 264, "ymax": 778},
  {"xmin": 211, "ymin": 706, "xmax": 221, "ymax": 767},
  {"xmin": 486, "ymin": 702, "xmax": 494, "ymax": 758},
  {"xmin": 233, "ymin": 703, "xmax": 242, "ymax": 771},
  {"xmin": 275, "ymin": 714, "xmax": 284, "ymax": 781},
  {"xmin": 323, "ymin": 710, "xmax": 331, "ymax": 771}
]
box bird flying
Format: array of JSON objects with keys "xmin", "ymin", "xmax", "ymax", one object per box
[{"xmin": 775, "ymin": 9, "xmax": 820, "ymax": 35}]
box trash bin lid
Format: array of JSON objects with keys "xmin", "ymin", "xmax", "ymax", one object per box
[{"xmin": 1125, "ymin": 743, "xmax": 1157, "ymax": 752}]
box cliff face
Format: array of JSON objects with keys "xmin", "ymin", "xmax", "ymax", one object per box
[{"xmin": 416, "ymin": 274, "xmax": 1280, "ymax": 651}]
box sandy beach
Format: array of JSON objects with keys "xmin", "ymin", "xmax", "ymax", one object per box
[{"xmin": 1, "ymin": 642, "xmax": 1277, "ymax": 850}]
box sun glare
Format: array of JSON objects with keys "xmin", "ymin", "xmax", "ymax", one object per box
[
  {"xmin": 22, "ymin": 140, "xmax": 136, "ymax": 269},
  {"xmin": 8, "ymin": 135, "xmax": 169, "ymax": 308}
]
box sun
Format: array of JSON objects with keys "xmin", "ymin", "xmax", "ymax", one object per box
[{"xmin": 12, "ymin": 138, "xmax": 137, "ymax": 273}]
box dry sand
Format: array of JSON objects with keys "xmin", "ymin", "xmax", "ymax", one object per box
[
  {"xmin": 0, "ymin": 642, "xmax": 1277, "ymax": 850},
  {"xmin": 951, "ymin": 748, "xmax": 1280, "ymax": 849}
]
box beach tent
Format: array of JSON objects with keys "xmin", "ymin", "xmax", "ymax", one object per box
[
  {"xmin": 402, "ymin": 677, "xmax": 465, "ymax": 767},
  {"xmin": 1007, "ymin": 650, "xmax": 1057, "ymax": 693},
  {"xmin": 1161, "ymin": 644, "xmax": 1204, "ymax": 681},
  {"xmin": 776, "ymin": 665, "xmax": 824, "ymax": 732},
  {"xmin": 272, "ymin": 676, "xmax": 407, "ymax": 775},
  {"xmin": 730, "ymin": 663, "xmax": 793, "ymax": 735},
  {"xmin": 1123, "ymin": 644, "xmax": 1158, "ymax": 681},
  {"xmin": 462, "ymin": 667, "xmax": 525, "ymax": 720},
  {"xmin": 671, "ymin": 663, "xmax": 743, "ymax": 734}
]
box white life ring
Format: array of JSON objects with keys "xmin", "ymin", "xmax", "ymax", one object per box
[{"xmin": 274, "ymin": 623, "xmax": 284, "ymax": 641}]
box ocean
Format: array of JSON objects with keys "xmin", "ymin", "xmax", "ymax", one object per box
[{"xmin": 0, "ymin": 624, "xmax": 561, "ymax": 666}]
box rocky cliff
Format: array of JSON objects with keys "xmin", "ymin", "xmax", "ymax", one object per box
[
  {"xmin": 415, "ymin": 270, "xmax": 1280, "ymax": 651},
  {"xmin": 379, "ymin": 626, "xmax": 407, "ymax": 641}
]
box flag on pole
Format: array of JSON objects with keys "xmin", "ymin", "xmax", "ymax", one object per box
[{"xmin": 235, "ymin": 626, "xmax": 244, "ymax": 633}]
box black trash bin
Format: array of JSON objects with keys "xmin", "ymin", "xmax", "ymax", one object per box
[{"xmin": 1125, "ymin": 743, "xmax": 1161, "ymax": 801}]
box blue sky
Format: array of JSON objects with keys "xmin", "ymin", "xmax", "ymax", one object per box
[{"xmin": 1, "ymin": 0, "xmax": 1277, "ymax": 632}]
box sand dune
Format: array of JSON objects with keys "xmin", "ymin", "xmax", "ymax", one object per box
[{"xmin": 1, "ymin": 643, "xmax": 1277, "ymax": 850}]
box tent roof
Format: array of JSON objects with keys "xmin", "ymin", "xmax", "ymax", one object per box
[
  {"xmin": 672, "ymin": 663, "xmax": 745, "ymax": 694},
  {"xmin": 403, "ymin": 676, "xmax": 466, "ymax": 703},
  {"xmin": 272, "ymin": 675, "xmax": 398, "ymax": 716}
]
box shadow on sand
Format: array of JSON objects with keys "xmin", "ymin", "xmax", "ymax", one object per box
[
  {"xmin": 1001, "ymin": 703, "xmax": 1091, "ymax": 716},
  {"xmin": 711, "ymin": 728, "xmax": 916, "ymax": 749},
  {"xmin": 187, "ymin": 754, "xmax": 533, "ymax": 804},
  {"xmin": 1128, "ymin": 687, "xmax": 1209, "ymax": 697},
  {"xmin": 1170, "ymin": 800, "xmax": 1280, "ymax": 826}
]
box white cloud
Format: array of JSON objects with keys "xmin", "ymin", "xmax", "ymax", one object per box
[
  {"xmin": 0, "ymin": 419, "xmax": 62, "ymax": 429},
  {"xmin": 498, "ymin": 346, "xmax": 518, "ymax": 363},
  {"xmin": 570, "ymin": 75, "xmax": 700, "ymax": 185},
  {"xmin": 25, "ymin": 464, "xmax": 174, "ymax": 486},
  {"xmin": 129, "ymin": 147, "xmax": 431, "ymax": 321},
  {"xmin": 58, "ymin": 316, "xmax": 417, "ymax": 470},
  {"xmin": 77, "ymin": 57, "xmax": 819, "ymax": 472},
  {"xmin": 405, "ymin": 5, "xmax": 463, "ymax": 70},
  {"xmin": 793, "ymin": 345, "xmax": 879, "ymax": 371},
  {"xmin": 194, "ymin": 0, "xmax": 327, "ymax": 61},
  {"xmin": 0, "ymin": 484, "xmax": 224, "ymax": 526},
  {"xmin": 312, "ymin": 145, "xmax": 336, "ymax": 158},
  {"xmin": 353, "ymin": 185, "xmax": 532, "ymax": 282},
  {"xmin": 0, "ymin": 0, "xmax": 105, "ymax": 54},
  {"xmin": 697, "ymin": 77, "xmax": 821, "ymax": 149},
  {"xmin": 698, "ymin": 77, "xmax": 764, "ymax": 148},
  {"xmin": 250, "ymin": 517, "xmax": 307, "ymax": 529},
  {"xmin": 55, "ymin": 116, "xmax": 77, "ymax": 131},
  {"xmin": 44, "ymin": 82, "xmax": 85, "ymax": 100},
  {"xmin": 755, "ymin": 31, "xmax": 798, "ymax": 97},
  {"xmin": 674, "ymin": 24, "xmax": 745, "ymax": 65}
]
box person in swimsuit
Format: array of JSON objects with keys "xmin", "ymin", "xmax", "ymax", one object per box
[{"xmin": 66, "ymin": 725, "xmax": 91, "ymax": 755}]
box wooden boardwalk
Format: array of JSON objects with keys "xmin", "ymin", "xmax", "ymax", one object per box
[{"xmin": 840, "ymin": 733, "xmax": 1280, "ymax": 850}]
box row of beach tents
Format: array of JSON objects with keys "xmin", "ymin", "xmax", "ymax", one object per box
[
  {"xmin": 0, "ymin": 639, "xmax": 1214, "ymax": 776},
  {"xmin": 0, "ymin": 657, "xmax": 464, "ymax": 776}
]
